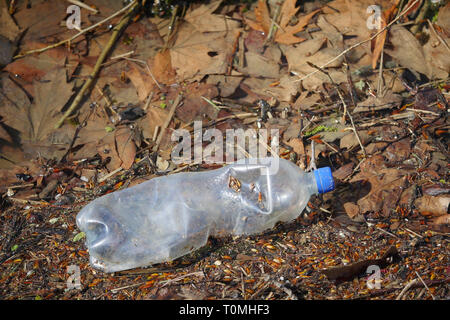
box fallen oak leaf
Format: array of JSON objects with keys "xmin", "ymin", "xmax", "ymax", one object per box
[
  {"xmin": 275, "ymin": 8, "xmax": 321, "ymax": 45},
  {"xmin": 245, "ymin": 0, "xmax": 320, "ymax": 45},
  {"xmin": 115, "ymin": 126, "xmax": 136, "ymax": 170}
]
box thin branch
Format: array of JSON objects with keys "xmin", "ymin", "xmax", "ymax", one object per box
[
  {"xmin": 54, "ymin": 1, "xmax": 140, "ymax": 129},
  {"xmin": 14, "ymin": 0, "xmax": 137, "ymax": 59}
]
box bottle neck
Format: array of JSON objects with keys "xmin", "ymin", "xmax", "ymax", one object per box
[{"xmin": 306, "ymin": 171, "xmax": 319, "ymax": 195}]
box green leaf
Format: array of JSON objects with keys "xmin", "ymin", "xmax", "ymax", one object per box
[
  {"xmin": 35, "ymin": 295, "xmax": 42, "ymax": 300},
  {"xmin": 105, "ymin": 126, "xmax": 114, "ymax": 133},
  {"xmin": 73, "ymin": 232, "xmax": 86, "ymax": 242},
  {"xmin": 11, "ymin": 244, "xmax": 18, "ymax": 252}
]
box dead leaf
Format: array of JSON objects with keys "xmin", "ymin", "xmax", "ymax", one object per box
[
  {"xmin": 354, "ymin": 91, "xmax": 402, "ymax": 113},
  {"xmin": 343, "ymin": 202, "xmax": 360, "ymax": 219},
  {"xmin": 371, "ymin": 1, "xmax": 398, "ymax": 69},
  {"xmin": 169, "ymin": 22, "xmax": 240, "ymax": 81},
  {"xmin": 126, "ymin": 63, "xmax": 155, "ymax": 101},
  {"xmin": 265, "ymin": 75, "xmax": 298, "ymax": 102},
  {"xmin": 423, "ymin": 25, "xmax": 450, "ymax": 79},
  {"xmin": 0, "ymin": 68, "xmax": 74, "ymax": 161},
  {"xmin": 206, "ymin": 75, "xmax": 243, "ymax": 97},
  {"xmin": 385, "ymin": 25, "xmax": 431, "ymax": 78},
  {"xmin": 115, "ymin": 127, "xmax": 136, "ymax": 170},
  {"xmin": 332, "ymin": 163, "xmax": 354, "ymax": 181},
  {"xmin": 140, "ymin": 105, "xmax": 169, "ymax": 142},
  {"xmin": 184, "ymin": 0, "xmax": 240, "ymax": 33},
  {"xmin": 340, "ymin": 130, "xmax": 371, "ymax": 150},
  {"xmin": 433, "ymin": 214, "xmax": 450, "ymax": 226},
  {"xmin": 275, "ymin": 8, "xmax": 321, "ymax": 45},
  {"xmin": 150, "ymin": 49, "xmax": 176, "ymax": 85},
  {"xmin": 436, "ymin": 3, "xmax": 450, "ymax": 33},
  {"xmin": 250, "ymin": 0, "xmax": 271, "ymax": 34},
  {"xmin": 243, "ymin": 51, "xmax": 280, "ymax": 78},
  {"xmin": 415, "ymin": 195, "xmax": 450, "ymax": 217},
  {"xmin": 246, "ymin": 0, "xmax": 319, "ymax": 45},
  {"xmin": 0, "ymin": 6, "xmax": 20, "ymax": 42},
  {"xmin": 286, "ymin": 137, "xmax": 304, "ymax": 155},
  {"xmin": 384, "ymin": 138, "xmax": 411, "ymax": 163},
  {"xmin": 176, "ymin": 83, "xmax": 219, "ymax": 123},
  {"xmin": 352, "ymin": 164, "xmax": 407, "ymax": 216}
]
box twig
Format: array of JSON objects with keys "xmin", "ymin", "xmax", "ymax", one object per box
[
  {"xmin": 307, "ymin": 62, "xmax": 366, "ymax": 157},
  {"xmin": 14, "ymin": 1, "xmax": 137, "ymax": 59},
  {"xmin": 160, "ymin": 271, "xmax": 204, "ymax": 287},
  {"xmin": 415, "ymin": 271, "xmax": 435, "ymax": 300},
  {"xmin": 426, "ymin": 19, "xmax": 450, "ymax": 53},
  {"xmin": 153, "ymin": 94, "xmax": 183, "ymax": 152},
  {"xmin": 67, "ymin": 0, "xmax": 98, "ymax": 14},
  {"xmin": 295, "ymin": 0, "xmax": 420, "ymax": 82},
  {"xmin": 54, "ymin": 1, "xmax": 140, "ymax": 129},
  {"xmin": 376, "ymin": 47, "xmax": 385, "ymax": 97},
  {"xmin": 98, "ymin": 167, "xmax": 123, "ymax": 183},
  {"xmin": 376, "ymin": 226, "xmax": 399, "ymax": 239},
  {"xmin": 396, "ymin": 278, "xmax": 419, "ymax": 300},
  {"xmin": 123, "ymin": 57, "xmax": 162, "ymax": 90}
]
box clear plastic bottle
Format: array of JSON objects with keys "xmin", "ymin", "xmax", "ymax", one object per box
[{"xmin": 76, "ymin": 157, "xmax": 334, "ymax": 272}]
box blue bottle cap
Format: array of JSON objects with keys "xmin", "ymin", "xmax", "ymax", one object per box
[{"xmin": 313, "ymin": 167, "xmax": 335, "ymax": 194}]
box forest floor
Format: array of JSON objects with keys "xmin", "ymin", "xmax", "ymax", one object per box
[{"xmin": 0, "ymin": 0, "xmax": 449, "ymax": 300}]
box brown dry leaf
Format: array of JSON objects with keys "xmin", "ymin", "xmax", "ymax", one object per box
[
  {"xmin": 343, "ymin": 202, "xmax": 360, "ymax": 219},
  {"xmin": 351, "ymin": 159, "xmax": 407, "ymax": 216},
  {"xmin": 206, "ymin": 75, "xmax": 243, "ymax": 97},
  {"xmin": 0, "ymin": 68, "xmax": 74, "ymax": 161},
  {"xmin": 384, "ymin": 138, "xmax": 411, "ymax": 163},
  {"xmin": 265, "ymin": 74, "xmax": 299, "ymax": 102},
  {"xmin": 184, "ymin": 0, "xmax": 240, "ymax": 33},
  {"xmin": 285, "ymin": 46, "xmax": 343, "ymax": 74},
  {"xmin": 115, "ymin": 127, "xmax": 136, "ymax": 170},
  {"xmin": 150, "ymin": 49, "xmax": 176, "ymax": 85},
  {"xmin": 433, "ymin": 214, "xmax": 450, "ymax": 226},
  {"xmin": 340, "ymin": 131, "xmax": 371, "ymax": 150},
  {"xmin": 354, "ymin": 91, "xmax": 402, "ymax": 113},
  {"xmin": 314, "ymin": 15, "xmax": 344, "ymax": 50},
  {"xmin": 0, "ymin": 5, "xmax": 20, "ymax": 42},
  {"xmin": 371, "ymin": 1, "xmax": 399, "ymax": 69},
  {"xmin": 13, "ymin": 0, "xmax": 70, "ymax": 52},
  {"xmin": 275, "ymin": 8, "xmax": 321, "ymax": 45},
  {"xmin": 126, "ymin": 63, "xmax": 155, "ymax": 102},
  {"xmin": 243, "ymin": 51, "xmax": 280, "ymax": 78},
  {"xmin": 332, "ymin": 163, "xmax": 354, "ymax": 181},
  {"xmin": 169, "ymin": 22, "xmax": 240, "ymax": 81},
  {"xmin": 281, "ymin": 37, "xmax": 327, "ymax": 71},
  {"xmin": 286, "ymin": 137, "xmax": 305, "ymax": 155},
  {"xmin": 246, "ymin": 0, "xmax": 271, "ymax": 34},
  {"xmin": 140, "ymin": 106, "xmax": 169, "ymax": 142},
  {"xmin": 385, "ymin": 25, "xmax": 431, "ymax": 78},
  {"xmin": 176, "ymin": 83, "xmax": 219, "ymax": 123},
  {"xmin": 246, "ymin": 0, "xmax": 319, "ymax": 45},
  {"xmin": 415, "ymin": 195, "xmax": 450, "ymax": 217},
  {"xmin": 436, "ymin": 3, "xmax": 450, "ymax": 33},
  {"xmin": 71, "ymin": 111, "xmax": 112, "ymax": 160},
  {"xmin": 423, "ymin": 25, "xmax": 450, "ymax": 79}
]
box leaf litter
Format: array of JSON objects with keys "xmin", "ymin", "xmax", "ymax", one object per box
[{"xmin": 0, "ymin": 0, "xmax": 449, "ymax": 301}]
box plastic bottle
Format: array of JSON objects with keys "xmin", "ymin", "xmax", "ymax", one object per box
[{"xmin": 76, "ymin": 157, "xmax": 334, "ymax": 272}]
